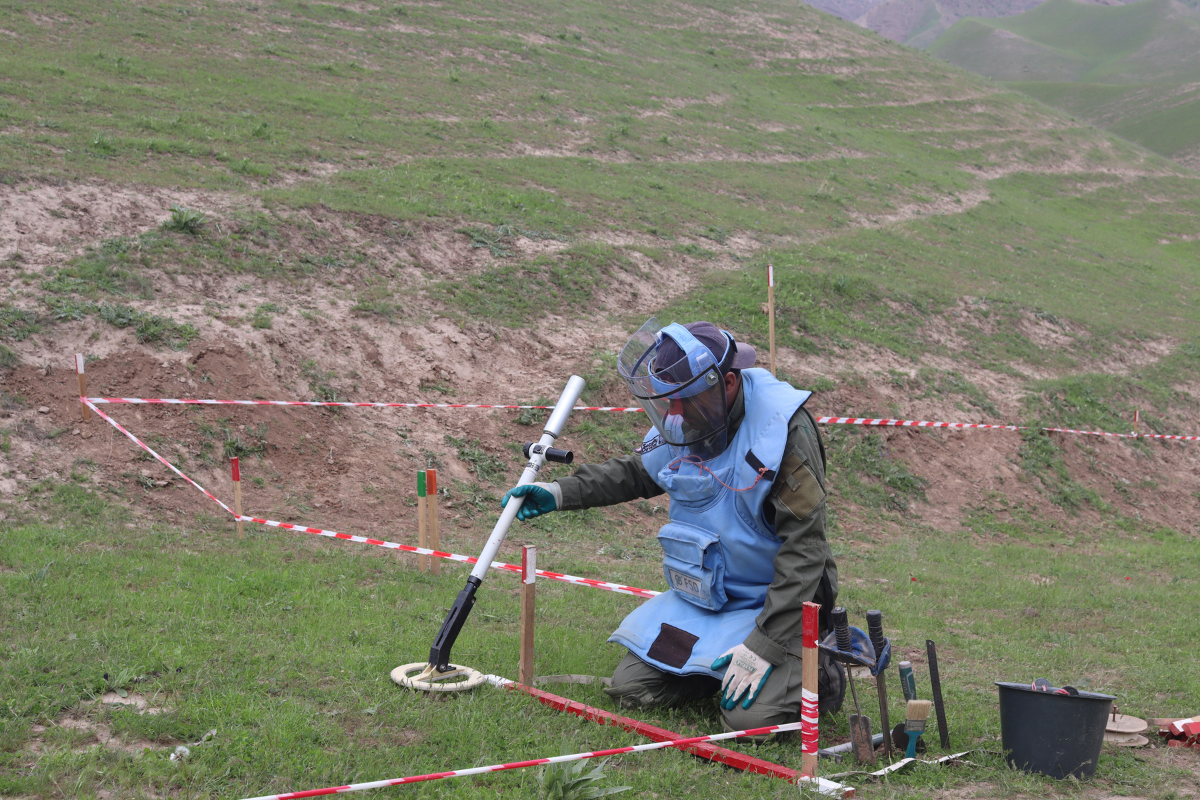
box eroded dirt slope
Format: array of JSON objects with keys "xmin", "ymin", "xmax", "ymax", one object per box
[{"xmin": 4, "ymin": 180, "xmax": 1199, "ymax": 574}]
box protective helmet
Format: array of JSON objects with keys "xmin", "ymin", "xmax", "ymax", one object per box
[{"xmin": 617, "ymin": 318, "xmax": 755, "ymax": 461}]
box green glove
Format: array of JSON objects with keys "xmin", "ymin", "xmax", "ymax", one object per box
[{"xmin": 501, "ymin": 482, "xmax": 562, "ymax": 521}]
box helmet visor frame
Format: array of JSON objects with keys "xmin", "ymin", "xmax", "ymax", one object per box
[{"xmin": 618, "ymin": 318, "xmax": 733, "ymax": 459}]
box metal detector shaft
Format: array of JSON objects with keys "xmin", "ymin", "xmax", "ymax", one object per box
[{"xmin": 427, "ymin": 375, "xmax": 586, "ymax": 672}]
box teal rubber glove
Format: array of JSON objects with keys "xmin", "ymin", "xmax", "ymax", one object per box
[
  {"xmin": 711, "ymin": 644, "xmax": 774, "ymax": 710},
  {"xmin": 501, "ymin": 482, "xmax": 561, "ymax": 521}
]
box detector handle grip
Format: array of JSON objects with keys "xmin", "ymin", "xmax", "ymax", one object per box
[
  {"xmin": 522, "ymin": 442, "xmax": 574, "ymax": 464},
  {"xmin": 866, "ymin": 610, "xmax": 886, "ymax": 655},
  {"xmin": 832, "ymin": 606, "xmax": 851, "ymax": 652}
]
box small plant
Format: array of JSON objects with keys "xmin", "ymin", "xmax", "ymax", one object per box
[
  {"xmin": 464, "ymin": 226, "xmax": 513, "ymax": 257},
  {"xmin": 301, "ymin": 359, "xmax": 340, "ymax": 402},
  {"xmin": 251, "ymin": 302, "xmax": 282, "ymax": 329},
  {"xmin": 223, "ymin": 423, "xmax": 269, "ymax": 459},
  {"xmin": 351, "ymin": 289, "xmax": 399, "ymax": 321},
  {"xmin": 97, "ymin": 302, "xmax": 197, "ymax": 349},
  {"xmin": 515, "ymin": 406, "xmax": 547, "ymax": 426},
  {"xmin": 163, "ymin": 205, "xmax": 206, "ymax": 234},
  {"xmin": 90, "ymin": 133, "xmax": 117, "ymax": 156},
  {"xmin": 44, "ymin": 296, "xmax": 96, "ymax": 321},
  {"xmin": 0, "ymin": 306, "xmax": 41, "ymax": 341},
  {"xmin": 0, "ymin": 344, "xmax": 17, "ymax": 369},
  {"xmin": 103, "ymin": 666, "xmax": 140, "ymax": 698},
  {"xmin": 541, "ymin": 757, "xmax": 630, "ymax": 800},
  {"xmin": 445, "ymin": 435, "xmax": 507, "ymax": 484}
]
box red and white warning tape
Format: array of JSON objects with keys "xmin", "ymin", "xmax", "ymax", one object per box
[
  {"xmin": 236, "ymin": 512, "xmax": 658, "ymax": 598},
  {"xmin": 237, "ymin": 720, "xmax": 819, "ymax": 800},
  {"xmin": 83, "ymin": 400, "xmax": 659, "ymax": 600},
  {"xmin": 84, "ymin": 397, "xmax": 643, "ymax": 412},
  {"xmin": 82, "ymin": 396, "xmax": 1200, "ymax": 442}
]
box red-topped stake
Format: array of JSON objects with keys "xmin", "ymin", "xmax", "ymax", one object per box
[
  {"xmin": 801, "ymin": 600, "xmax": 821, "ymax": 776},
  {"xmin": 426, "ymin": 469, "xmax": 440, "ymax": 576},
  {"xmin": 75, "ymin": 354, "xmax": 89, "ymax": 422},
  {"xmin": 231, "ymin": 457, "xmax": 244, "ymax": 540}
]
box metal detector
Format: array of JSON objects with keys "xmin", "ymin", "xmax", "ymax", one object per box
[{"xmin": 393, "ymin": 375, "xmax": 586, "ymax": 692}]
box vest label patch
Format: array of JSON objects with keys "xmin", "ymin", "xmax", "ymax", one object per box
[
  {"xmin": 668, "ymin": 568, "xmax": 704, "ymax": 600},
  {"xmin": 636, "ymin": 435, "xmax": 666, "ymax": 455}
]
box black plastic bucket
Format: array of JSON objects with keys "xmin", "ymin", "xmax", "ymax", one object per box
[{"xmin": 995, "ymin": 681, "xmax": 1115, "ymax": 779}]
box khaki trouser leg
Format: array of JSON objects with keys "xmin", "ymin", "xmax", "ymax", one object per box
[
  {"xmin": 604, "ymin": 652, "xmax": 721, "ymax": 710},
  {"xmin": 720, "ymin": 654, "xmax": 803, "ymax": 741}
]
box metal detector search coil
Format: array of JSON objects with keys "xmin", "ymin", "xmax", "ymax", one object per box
[{"xmin": 397, "ymin": 375, "xmax": 587, "ymax": 693}]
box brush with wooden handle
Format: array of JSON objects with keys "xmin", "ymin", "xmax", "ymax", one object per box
[{"xmin": 903, "ymin": 699, "xmax": 932, "ymax": 759}]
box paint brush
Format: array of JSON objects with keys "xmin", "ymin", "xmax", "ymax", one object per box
[{"xmin": 903, "ymin": 699, "xmax": 932, "ymax": 759}]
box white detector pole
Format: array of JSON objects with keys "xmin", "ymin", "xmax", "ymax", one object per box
[{"xmin": 426, "ymin": 375, "xmax": 585, "ymax": 672}]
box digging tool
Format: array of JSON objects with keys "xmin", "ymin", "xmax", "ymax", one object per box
[
  {"xmin": 832, "ymin": 607, "xmax": 875, "ymax": 764},
  {"xmin": 866, "ymin": 610, "xmax": 893, "ymax": 757},
  {"xmin": 393, "ymin": 375, "xmax": 585, "ymax": 692},
  {"xmin": 926, "ymin": 639, "xmax": 951, "ymax": 749}
]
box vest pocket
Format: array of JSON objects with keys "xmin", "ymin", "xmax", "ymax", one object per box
[{"xmin": 657, "ymin": 521, "xmax": 727, "ymax": 611}]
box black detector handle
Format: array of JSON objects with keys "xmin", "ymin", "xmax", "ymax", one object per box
[
  {"xmin": 866, "ymin": 609, "xmax": 886, "ymax": 655},
  {"xmin": 832, "ymin": 606, "xmax": 851, "ymax": 652},
  {"xmin": 523, "ymin": 442, "xmax": 574, "ymax": 464},
  {"xmin": 427, "ymin": 576, "xmax": 481, "ymax": 672}
]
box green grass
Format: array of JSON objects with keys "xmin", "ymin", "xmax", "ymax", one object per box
[
  {"xmin": 3, "ymin": 482, "xmax": 1198, "ymax": 799},
  {"xmin": 432, "ymin": 242, "xmax": 634, "ymax": 328},
  {"xmin": 3, "ymin": 0, "xmax": 1200, "ymax": 795}
]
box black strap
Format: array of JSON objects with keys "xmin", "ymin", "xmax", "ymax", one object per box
[
  {"xmin": 818, "ymin": 568, "xmax": 836, "ymax": 637},
  {"xmin": 744, "ymin": 449, "xmax": 776, "ymax": 481}
]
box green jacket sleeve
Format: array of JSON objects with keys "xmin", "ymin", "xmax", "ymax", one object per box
[
  {"xmin": 742, "ymin": 408, "xmax": 839, "ymax": 667},
  {"xmin": 555, "ymin": 453, "xmax": 665, "ymax": 510}
]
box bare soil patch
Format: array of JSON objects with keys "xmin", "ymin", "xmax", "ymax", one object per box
[
  {"xmin": 27, "ymin": 711, "xmax": 157, "ymax": 757},
  {"xmin": 3, "ymin": 181, "xmax": 1198, "ymax": 565},
  {"xmin": 0, "ymin": 183, "xmax": 260, "ymax": 270}
]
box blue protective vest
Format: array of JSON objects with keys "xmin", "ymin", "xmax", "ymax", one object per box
[{"xmin": 608, "ymin": 368, "xmax": 812, "ymax": 678}]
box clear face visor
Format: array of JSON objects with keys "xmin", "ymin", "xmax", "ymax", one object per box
[{"xmin": 618, "ymin": 318, "xmax": 731, "ymax": 460}]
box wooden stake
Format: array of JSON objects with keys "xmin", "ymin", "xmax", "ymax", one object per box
[
  {"xmin": 767, "ymin": 265, "xmax": 777, "ymax": 377},
  {"xmin": 75, "ymin": 354, "xmax": 89, "ymax": 422},
  {"xmin": 1134, "ymin": 408, "xmax": 1140, "ymax": 438},
  {"xmin": 231, "ymin": 457, "xmax": 244, "ymax": 540},
  {"xmin": 417, "ymin": 471, "xmax": 428, "ymax": 572},
  {"xmin": 800, "ymin": 600, "xmax": 820, "ymax": 778},
  {"xmin": 519, "ymin": 545, "xmax": 536, "ymax": 686},
  {"xmin": 426, "ymin": 469, "xmax": 440, "ymax": 576}
]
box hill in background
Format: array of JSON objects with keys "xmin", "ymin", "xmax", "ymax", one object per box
[
  {"xmin": 929, "ymin": 0, "xmax": 1200, "ymax": 167},
  {"xmin": 2, "ymin": 1, "xmax": 1200, "ymax": 795}
]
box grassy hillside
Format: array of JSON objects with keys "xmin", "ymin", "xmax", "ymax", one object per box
[
  {"xmin": 3, "ymin": 0, "xmax": 1200, "ymax": 798},
  {"xmin": 930, "ymin": 0, "xmax": 1200, "ymax": 165}
]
